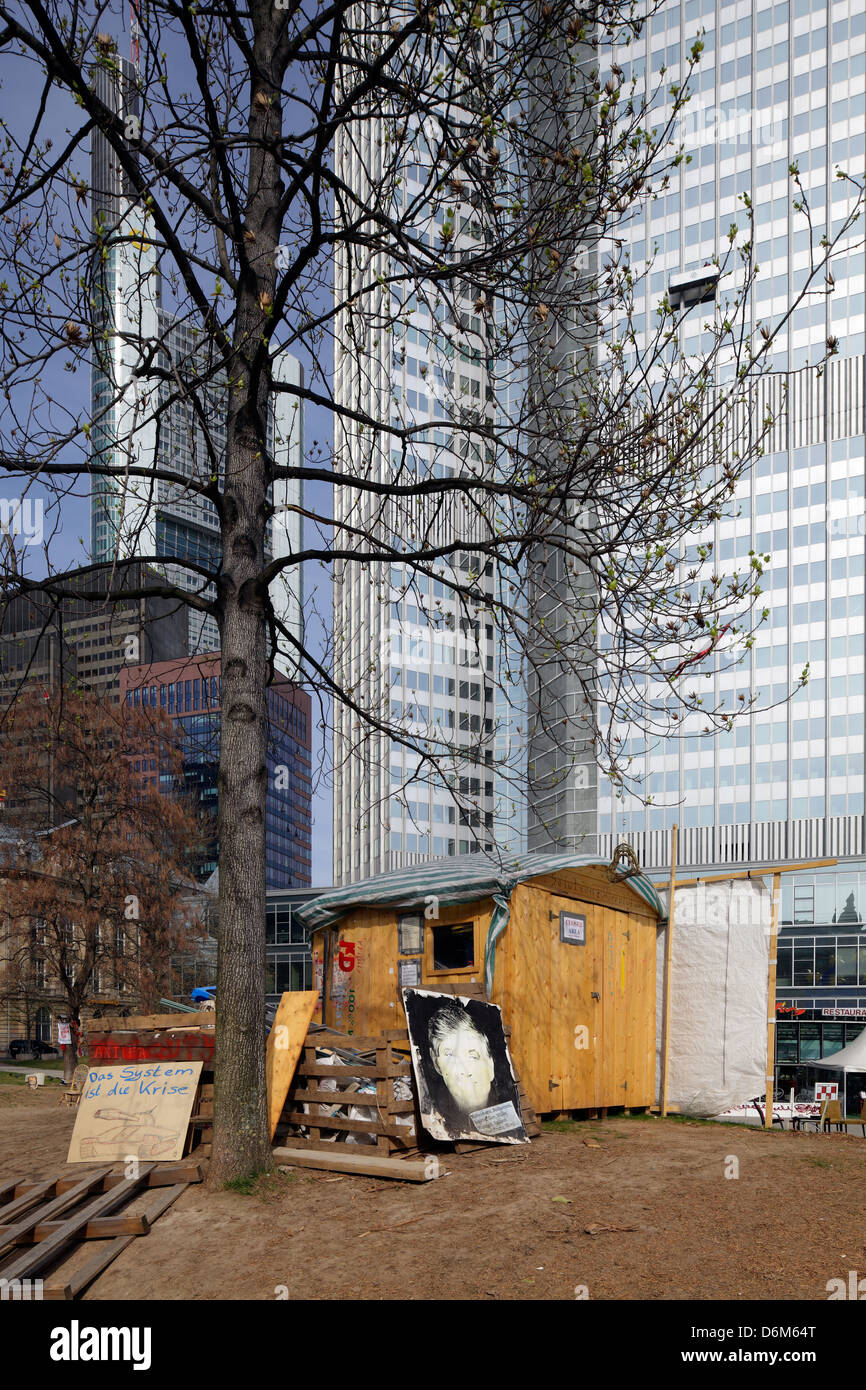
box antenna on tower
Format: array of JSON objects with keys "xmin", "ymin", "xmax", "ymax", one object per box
[{"xmin": 130, "ymin": 0, "xmax": 141, "ymax": 72}]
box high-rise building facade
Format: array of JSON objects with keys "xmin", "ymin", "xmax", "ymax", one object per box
[
  {"xmin": 121, "ymin": 653, "xmax": 313, "ymax": 888},
  {"xmin": 0, "ymin": 562, "xmax": 186, "ymax": 707},
  {"xmin": 331, "ymin": 40, "xmax": 524, "ymax": 886},
  {"xmin": 89, "ymin": 55, "xmax": 305, "ymax": 660},
  {"xmin": 533, "ymin": 0, "xmax": 866, "ymax": 874}
]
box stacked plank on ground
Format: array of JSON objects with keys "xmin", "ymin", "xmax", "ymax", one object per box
[{"xmin": 0, "ymin": 1162, "xmax": 201, "ymax": 1300}]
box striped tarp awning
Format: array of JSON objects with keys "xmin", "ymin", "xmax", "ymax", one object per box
[{"xmin": 294, "ymin": 852, "xmax": 664, "ymax": 995}]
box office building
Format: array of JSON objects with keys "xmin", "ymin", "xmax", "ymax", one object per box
[
  {"xmin": 528, "ymin": 0, "xmax": 866, "ymax": 879},
  {"xmin": 0, "ymin": 561, "xmax": 186, "ymax": 707},
  {"xmin": 120, "ymin": 653, "xmax": 313, "ymax": 888},
  {"xmin": 331, "ymin": 35, "xmax": 525, "ymax": 885}
]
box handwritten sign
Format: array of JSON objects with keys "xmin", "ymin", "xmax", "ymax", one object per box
[{"xmin": 67, "ymin": 1060, "xmax": 202, "ymax": 1163}]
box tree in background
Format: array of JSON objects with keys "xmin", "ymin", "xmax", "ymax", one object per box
[{"xmin": 0, "ymin": 687, "xmax": 207, "ymax": 1077}]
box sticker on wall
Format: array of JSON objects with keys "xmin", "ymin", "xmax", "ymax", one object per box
[
  {"xmin": 401, "ymin": 988, "xmax": 528, "ymax": 1144},
  {"xmin": 559, "ymin": 911, "xmax": 586, "ymax": 945}
]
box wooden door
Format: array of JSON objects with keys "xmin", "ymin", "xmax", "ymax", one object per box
[
  {"xmin": 545, "ymin": 893, "xmax": 602, "ymax": 1111},
  {"xmin": 598, "ymin": 905, "xmax": 656, "ymax": 1108}
]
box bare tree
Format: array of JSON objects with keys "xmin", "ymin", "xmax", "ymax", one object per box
[
  {"xmin": 0, "ymin": 0, "xmax": 860, "ymax": 1177},
  {"xmin": 0, "ymin": 687, "xmax": 207, "ymax": 1077}
]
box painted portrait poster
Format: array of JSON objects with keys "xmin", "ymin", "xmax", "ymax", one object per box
[{"xmin": 402, "ymin": 988, "xmax": 528, "ymax": 1144}]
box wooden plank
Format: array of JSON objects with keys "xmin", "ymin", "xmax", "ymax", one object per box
[
  {"xmin": 41, "ymin": 1182, "xmax": 189, "ymax": 1301},
  {"xmin": 520, "ymin": 869, "xmax": 658, "ymax": 919},
  {"xmin": 302, "ymin": 1045, "xmax": 321, "ymax": 1146},
  {"xmin": 282, "ymin": 1110, "xmax": 406, "ymax": 1138},
  {"xmin": 305, "ymin": 1032, "xmax": 407, "ymax": 1051},
  {"xmin": 42, "ymin": 1235, "xmax": 138, "ymax": 1301},
  {"xmin": 266, "ymin": 991, "xmax": 319, "ymax": 1141},
  {"xmin": 0, "ymin": 1166, "xmax": 156, "ymax": 1283},
  {"xmin": 0, "ymin": 1213, "xmax": 149, "ymax": 1245},
  {"xmin": 94, "ymin": 1011, "xmax": 214, "ymax": 1031},
  {"xmin": 273, "ymin": 1146, "xmax": 440, "ymax": 1181},
  {"xmin": 0, "ymin": 1178, "xmax": 24, "ymax": 1207},
  {"xmin": 85, "ymin": 1043, "xmax": 215, "ymax": 1064},
  {"xmin": 376, "ymin": 1042, "xmax": 392, "ymax": 1157},
  {"xmin": 0, "ymin": 1178, "xmax": 59, "ymax": 1224},
  {"xmin": 291, "ymin": 1088, "xmax": 413, "ymax": 1113},
  {"xmin": 49, "ymin": 1162, "xmax": 201, "ymax": 1196},
  {"xmin": 765, "ymin": 872, "xmax": 782, "ymax": 1130},
  {"xmin": 660, "ymin": 823, "xmax": 678, "ymax": 1117},
  {"xmin": 298, "ymin": 1062, "xmax": 410, "ymax": 1080},
  {"xmin": 671, "ymin": 859, "xmax": 837, "ymax": 888},
  {"xmin": 0, "ymin": 1171, "xmax": 111, "ymax": 1256}
]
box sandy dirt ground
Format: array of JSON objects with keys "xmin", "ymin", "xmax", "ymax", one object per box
[{"xmin": 1, "ymin": 1082, "xmax": 864, "ymax": 1301}]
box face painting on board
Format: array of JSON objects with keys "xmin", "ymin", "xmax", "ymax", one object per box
[{"xmin": 402, "ymin": 988, "xmax": 528, "ymax": 1144}]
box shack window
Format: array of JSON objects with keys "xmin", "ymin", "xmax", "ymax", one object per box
[{"xmin": 431, "ymin": 921, "xmax": 474, "ymax": 971}]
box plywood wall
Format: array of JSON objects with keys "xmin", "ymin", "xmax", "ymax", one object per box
[{"xmin": 313, "ymin": 898, "xmax": 494, "ymax": 1038}]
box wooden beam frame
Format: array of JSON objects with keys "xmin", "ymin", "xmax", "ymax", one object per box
[
  {"xmin": 765, "ymin": 873, "xmax": 782, "ymax": 1129},
  {"xmin": 668, "ymin": 858, "xmax": 837, "ymax": 889},
  {"xmin": 660, "ymin": 824, "xmax": 678, "ymax": 1118}
]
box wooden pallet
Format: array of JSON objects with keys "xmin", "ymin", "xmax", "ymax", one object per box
[
  {"xmin": 278, "ymin": 980, "xmax": 541, "ymax": 1162},
  {"xmin": 0, "ymin": 1161, "xmax": 201, "ymax": 1299},
  {"xmin": 278, "ymin": 1030, "xmax": 417, "ymax": 1157}
]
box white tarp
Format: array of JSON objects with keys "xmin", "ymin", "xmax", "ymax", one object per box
[{"xmin": 655, "ymin": 878, "xmax": 772, "ymax": 1115}]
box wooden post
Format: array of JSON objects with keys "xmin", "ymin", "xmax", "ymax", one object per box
[
  {"xmin": 660, "ymin": 823, "xmax": 678, "ymax": 1118},
  {"xmin": 765, "ymin": 872, "xmax": 781, "ymax": 1129}
]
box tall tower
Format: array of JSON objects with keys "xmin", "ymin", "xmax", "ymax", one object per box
[
  {"xmin": 89, "ymin": 54, "xmax": 304, "ymax": 658},
  {"xmin": 331, "ymin": 29, "xmax": 520, "ymax": 885}
]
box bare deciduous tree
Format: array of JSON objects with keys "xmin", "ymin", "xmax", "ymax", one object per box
[{"xmin": 0, "ymin": 687, "xmax": 207, "ymax": 1078}]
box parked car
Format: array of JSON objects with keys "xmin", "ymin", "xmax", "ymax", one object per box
[{"xmin": 9, "ymin": 1038, "xmax": 59, "ymax": 1059}]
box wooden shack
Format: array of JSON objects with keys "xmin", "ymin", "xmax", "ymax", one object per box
[{"xmin": 296, "ymin": 854, "xmax": 664, "ymax": 1117}]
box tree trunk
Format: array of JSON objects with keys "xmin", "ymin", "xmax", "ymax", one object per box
[{"xmin": 209, "ymin": 15, "xmax": 282, "ymax": 1185}]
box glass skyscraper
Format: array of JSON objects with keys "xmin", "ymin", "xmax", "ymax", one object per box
[
  {"xmin": 121, "ymin": 654, "xmax": 313, "ymax": 889},
  {"xmin": 581, "ymin": 0, "xmax": 866, "ymax": 873},
  {"xmin": 331, "ymin": 34, "xmax": 525, "ymax": 886}
]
